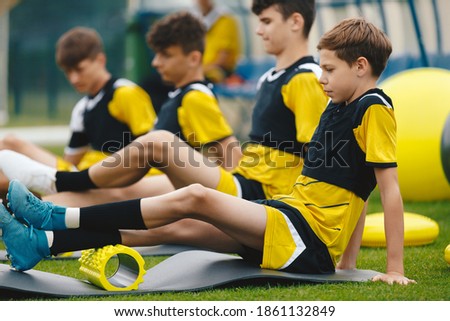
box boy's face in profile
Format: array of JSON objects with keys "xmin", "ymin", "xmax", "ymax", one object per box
[
  {"xmin": 152, "ymin": 45, "xmax": 196, "ymax": 87},
  {"xmin": 62, "ymin": 53, "xmax": 105, "ymax": 95},
  {"xmin": 255, "ymin": 6, "xmax": 293, "ymax": 56},
  {"xmin": 319, "ymin": 49, "xmax": 359, "ymax": 104}
]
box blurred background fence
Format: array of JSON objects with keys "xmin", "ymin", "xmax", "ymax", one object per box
[{"xmin": 3, "ymin": 0, "xmax": 128, "ymax": 126}]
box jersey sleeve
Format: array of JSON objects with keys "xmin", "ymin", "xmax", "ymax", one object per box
[
  {"xmin": 355, "ymin": 104, "xmax": 397, "ymax": 167},
  {"xmin": 282, "ymin": 72, "xmax": 328, "ymax": 144},
  {"xmin": 178, "ymin": 90, "xmax": 233, "ymax": 147},
  {"xmin": 65, "ymin": 97, "xmax": 90, "ymax": 154},
  {"xmin": 108, "ymin": 85, "xmax": 157, "ymax": 136}
]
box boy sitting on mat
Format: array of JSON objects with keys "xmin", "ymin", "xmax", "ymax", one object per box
[
  {"xmin": 0, "ymin": 16, "xmax": 416, "ymax": 285},
  {"xmin": 0, "ymin": 0, "xmax": 328, "ymax": 208}
]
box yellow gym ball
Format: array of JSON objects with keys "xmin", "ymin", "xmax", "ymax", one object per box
[{"xmin": 380, "ymin": 68, "xmax": 450, "ymax": 201}]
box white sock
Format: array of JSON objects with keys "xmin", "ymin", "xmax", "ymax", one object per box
[
  {"xmin": 45, "ymin": 231, "xmax": 54, "ymax": 248},
  {"xmin": 65, "ymin": 207, "xmax": 80, "ymax": 228}
]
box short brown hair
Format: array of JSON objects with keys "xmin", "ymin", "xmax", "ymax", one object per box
[
  {"xmin": 317, "ymin": 17, "xmax": 392, "ymax": 77},
  {"xmin": 146, "ymin": 11, "xmax": 206, "ymax": 54},
  {"xmin": 251, "ymin": 0, "xmax": 316, "ymax": 38},
  {"xmin": 55, "ymin": 27, "xmax": 104, "ymax": 69}
]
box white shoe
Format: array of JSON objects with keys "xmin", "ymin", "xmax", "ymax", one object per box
[{"xmin": 0, "ymin": 150, "xmax": 57, "ymax": 195}]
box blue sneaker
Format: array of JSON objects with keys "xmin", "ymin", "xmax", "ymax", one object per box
[
  {"xmin": 7, "ymin": 179, "xmax": 67, "ymax": 230},
  {"xmin": 0, "ymin": 204, "xmax": 50, "ymax": 271}
]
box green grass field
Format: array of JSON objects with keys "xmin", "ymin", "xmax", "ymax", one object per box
[{"xmin": 0, "ymin": 188, "xmax": 448, "ymax": 301}]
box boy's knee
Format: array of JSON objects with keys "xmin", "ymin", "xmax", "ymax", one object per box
[
  {"xmin": 185, "ymin": 183, "xmax": 209, "ymax": 202},
  {"xmin": 0, "ymin": 134, "xmax": 21, "ymax": 150},
  {"xmin": 136, "ymin": 130, "xmax": 178, "ymax": 167},
  {"xmin": 139, "ymin": 130, "xmax": 175, "ymax": 147}
]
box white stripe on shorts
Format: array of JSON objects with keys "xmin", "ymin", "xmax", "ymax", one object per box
[{"xmin": 280, "ymin": 213, "xmax": 307, "ymax": 270}]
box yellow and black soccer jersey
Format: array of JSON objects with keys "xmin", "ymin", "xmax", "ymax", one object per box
[
  {"xmin": 233, "ymin": 56, "xmax": 328, "ymax": 198},
  {"xmin": 65, "ymin": 77, "xmax": 156, "ymax": 161},
  {"xmin": 274, "ymin": 88, "xmax": 397, "ymax": 267},
  {"xmin": 302, "ymin": 88, "xmax": 397, "ymax": 200},
  {"xmin": 154, "ymin": 81, "xmax": 233, "ymax": 148}
]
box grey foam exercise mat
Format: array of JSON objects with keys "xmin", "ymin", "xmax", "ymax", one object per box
[
  {"xmin": 0, "ymin": 244, "xmax": 202, "ymax": 261},
  {"xmin": 0, "ymin": 250, "xmax": 380, "ymax": 298}
]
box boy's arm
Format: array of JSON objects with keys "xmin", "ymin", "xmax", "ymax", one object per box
[
  {"xmin": 372, "ymin": 167, "xmax": 416, "ymax": 285},
  {"xmin": 62, "ymin": 151, "xmax": 86, "ymax": 166},
  {"xmin": 336, "ymin": 201, "xmax": 367, "ymax": 270},
  {"xmin": 205, "ymin": 136, "xmax": 242, "ymax": 171},
  {"xmin": 182, "ymin": 91, "xmax": 237, "ymax": 170}
]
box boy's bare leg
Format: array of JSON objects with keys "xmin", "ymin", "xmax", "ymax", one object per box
[
  {"xmin": 120, "ymin": 183, "xmax": 267, "ymax": 252},
  {"xmin": 121, "ymin": 219, "xmax": 245, "ymax": 254},
  {"xmin": 0, "ymin": 134, "xmax": 58, "ymax": 167},
  {"xmin": 44, "ymin": 175, "xmax": 175, "ymax": 207},
  {"xmin": 89, "ymin": 130, "xmax": 224, "ymax": 190}
]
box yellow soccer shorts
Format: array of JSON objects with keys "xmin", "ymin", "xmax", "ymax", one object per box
[
  {"xmin": 255, "ymin": 199, "xmax": 335, "ymax": 274},
  {"xmin": 216, "ymin": 167, "xmax": 266, "ymax": 200}
]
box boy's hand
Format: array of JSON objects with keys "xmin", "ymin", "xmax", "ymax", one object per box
[{"xmin": 372, "ymin": 272, "xmax": 417, "ymax": 285}]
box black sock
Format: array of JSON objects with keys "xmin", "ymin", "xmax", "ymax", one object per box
[
  {"xmin": 80, "ymin": 199, "xmax": 146, "ymax": 230},
  {"xmin": 50, "ymin": 229, "xmax": 121, "ymax": 256},
  {"xmin": 55, "ymin": 169, "xmax": 97, "ymax": 192}
]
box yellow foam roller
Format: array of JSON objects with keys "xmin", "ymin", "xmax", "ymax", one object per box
[{"xmin": 79, "ymin": 244, "xmax": 146, "ymax": 291}]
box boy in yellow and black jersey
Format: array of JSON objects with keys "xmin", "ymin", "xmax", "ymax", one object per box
[
  {"xmin": 231, "ymin": 55, "xmax": 326, "ymax": 199},
  {"xmin": 64, "ymin": 76, "xmax": 155, "ymax": 171},
  {"xmin": 262, "ymin": 88, "xmax": 397, "ymax": 272},
  {"xmin": 252, "ymin": 17, "xmax": 414, "ymax": 283}
]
